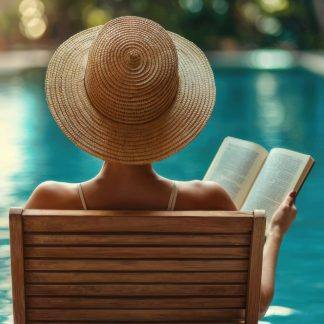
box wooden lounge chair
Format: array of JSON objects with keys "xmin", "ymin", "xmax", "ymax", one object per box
[{"xmin": 9, "ymin": 208, "xmax": 265, "ymax": 324}]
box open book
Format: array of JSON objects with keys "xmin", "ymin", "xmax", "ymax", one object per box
[{"xmin": 204, "ymin": 137, "xmax": 314, "ymax": 232}]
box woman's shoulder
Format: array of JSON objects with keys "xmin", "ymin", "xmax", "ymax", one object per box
[
  {"xmin": 24, "ymin": 181, "xmax": 80, "ymax": 209},
  {"xmin": 177, "ymin": 180, "xmax": 237, "ymax": 211},
  {"xmin": 24, "ymin": 179, "xmax": 237, "ymax": 211}
]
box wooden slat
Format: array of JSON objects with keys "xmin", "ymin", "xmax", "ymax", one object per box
[
  {"xmin": 26, "ymin": 283, "xmax": 246, "ymax": 297},
  {"xmin": 25, "ymin": 246, "xmax": 249, "ymax": 259},
  {"xmin": 27, "ymin": 308, "xmax": 245, "ymax": 321},
  {"xmin": 24, "ymin": 233, "xmax": 251, "ymax": 246},
  {"xmin": 25, "ymin": 259, "xmax": 249, "ymax": 271},
  {"xmin": 246, "ymin": 210, "xmax": 266, "ymax": 324},
  {"xmin": 23, "ymin": 215, "xmax": 252, "ymax": 233},
  {"xmin": 23, "ymin": 209, "xmax": 253, "ymax": 217},
  {"xmin": 9, "ymin": 208, "xmax": 26, "ymax": 324},
  {"xmin": 28, "ymin": 319, "xmax": 245, "ymax": 324},
  {"xmin": 25, "ymin": 271, "xmax": 248, "ymax": 284},
  {"xmin": 26, "ymin": 296, "xmax": 246, "ymax": 309}
]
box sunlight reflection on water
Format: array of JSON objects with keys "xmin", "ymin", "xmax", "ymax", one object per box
[{"xmin": 265, "ymin": 305, "xmax": 298, "ymax": 317}]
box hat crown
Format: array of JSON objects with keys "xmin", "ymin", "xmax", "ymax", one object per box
[{"xmin": 84, "ymin": 16, "xmax": 179, "ymax": 125}]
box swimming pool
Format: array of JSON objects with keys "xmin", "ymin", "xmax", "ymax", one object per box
[{"xmin": 0, "ymin": 60, "xmax": 323, "ymax": 323}]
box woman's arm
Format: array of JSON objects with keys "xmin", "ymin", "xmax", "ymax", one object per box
[
  {"xmin": 259, "ymin": 192, "xmax": 297, "ymax": 318},
  {"xmin": 259, "ymin": 229, "xmax": 283, "ymax": 317}
]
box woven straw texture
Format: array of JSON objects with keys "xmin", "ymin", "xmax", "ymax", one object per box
[{"xmin": 45, "ymin": 16, "xmax": 216, "ymax": 164}]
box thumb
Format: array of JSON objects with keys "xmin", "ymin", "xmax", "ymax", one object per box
[{"xmin": 285, "ymin": 191, "xmax": 296, "ymax": 207}]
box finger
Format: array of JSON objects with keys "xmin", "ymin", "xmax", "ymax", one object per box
[
  {"xmin": 286, "ymin": 191, "xmax": 297, "ymax": 207},
  {"xmin": 291, "ymin": 205, "xmax": 297, "ymax": 218}
]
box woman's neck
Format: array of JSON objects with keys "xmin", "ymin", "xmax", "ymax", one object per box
[{"xmin": 96, "ymin": 161, "xmax": 159, "ymax": 183}]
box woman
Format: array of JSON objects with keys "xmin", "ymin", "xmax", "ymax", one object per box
[{"xmin": 25, "ymin": 16, "xmax": 297, "ymax": 318}]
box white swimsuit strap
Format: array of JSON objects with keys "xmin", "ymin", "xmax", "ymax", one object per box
[
  {"xmin": 78, "ymin": 183, "xmax": 87, "ymax": 210},
  {"xmin": 167, "ymin": 180, "xmax": 178, "ymax": 211}
]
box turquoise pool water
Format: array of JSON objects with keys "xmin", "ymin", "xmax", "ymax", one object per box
[{"xmin": 0, "ymin": 66, "xmax": 323, "ymax": 323}]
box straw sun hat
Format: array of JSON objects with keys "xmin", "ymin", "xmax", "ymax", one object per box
[{"xmin": 45, "ymin": 16, "xmax": 216, "ymax": 164}]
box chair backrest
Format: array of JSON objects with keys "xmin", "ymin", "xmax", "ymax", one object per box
[{"xmin": 9, "ymin": 208, "xmax": 265, "ymax": 324}]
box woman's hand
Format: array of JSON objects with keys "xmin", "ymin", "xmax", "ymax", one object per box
[{"xmin": 269, "ymin": 191, "xmax": 297, "ymax": 238}]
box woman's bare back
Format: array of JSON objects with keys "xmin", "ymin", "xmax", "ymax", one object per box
[{"xmin": 25, "ymin": 177, "xmax": 236, "ymax": 211}]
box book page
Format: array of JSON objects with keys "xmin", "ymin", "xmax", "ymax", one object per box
[
  {"xmin": 241, "ymin": 148, "xmax": 314, "ymax": 231},
  {"xmin": 203, "ymin": 137, "xmax": 268, "ymax": 208}
]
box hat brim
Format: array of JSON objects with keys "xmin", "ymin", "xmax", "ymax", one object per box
[{"xmin": 45, "ymin": 25, "xmax": 216, "ymax": 164}]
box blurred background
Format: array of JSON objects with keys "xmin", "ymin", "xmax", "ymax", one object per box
[
  {"xmin": 0, "ymin": 1, "xmax": 324, "ymax": 324},
  {"xmin": 0, "ymin": 0, "xmax": 324, "ymax": 50}
]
